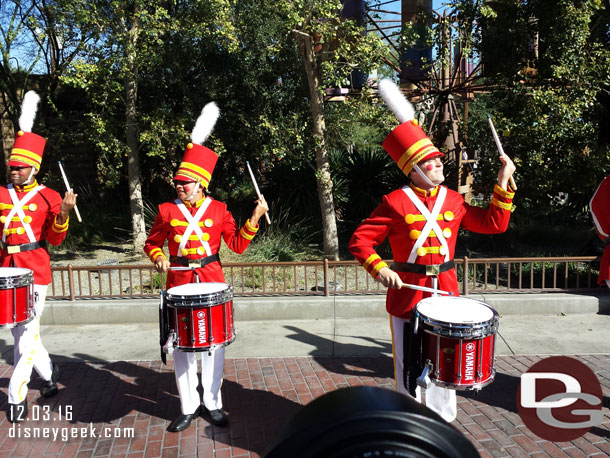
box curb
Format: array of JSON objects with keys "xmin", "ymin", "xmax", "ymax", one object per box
[{"xmin": 42, "ymin": 292, "xmax": 610, "ymax": 325}]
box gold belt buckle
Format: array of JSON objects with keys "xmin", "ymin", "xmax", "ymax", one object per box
[
  {"xmin": 7, "ymin": 245, "xmax": 20, "ymax": 254},
  {"xmin": 188, "ymin": 261, "xmax": 201, "ymax": 269},
  {"xmin": 425, "ymin": 264, "xmax": 440, "ymax": 276}
]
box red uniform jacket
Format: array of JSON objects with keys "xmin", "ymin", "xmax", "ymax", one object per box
[
  {"xmin": 143, "ymin": 196, "xmax": 258, "ymax": 288},
  {"xmin": 349, "ymin": 183, "xmax": 514, "ymax": 318},
  {"xmin": 0, "ymin": 181, "xmax": 69, "ymax": 284},
  {"xmin": 590, "ymin": 176, "xmax": 610, "ymax": 284}
]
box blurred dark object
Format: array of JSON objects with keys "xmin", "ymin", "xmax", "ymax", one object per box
[{"xmin": 263, "ymin": 386, "xmax": 479, "ymax": 458}]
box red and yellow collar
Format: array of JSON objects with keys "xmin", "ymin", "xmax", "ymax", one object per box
[
  {"xmin": 181, "ymin": 196, "xmax": 207, "ymax": 208},
  {"xmin": 409, "ymin": 183, "xmax": 439, "ymax": 198},
  {"xmin": 14, "ymin": 180, "xmax": 38, "ymax": 193}
]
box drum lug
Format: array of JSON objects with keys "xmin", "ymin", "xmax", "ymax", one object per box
[
  {"xmin": 416, "ymin": 362, "xmax": 433, "ymax": 389},
  {"xmin": 162, "ymin": 331, "xmax": 176, "ymax": 355}
]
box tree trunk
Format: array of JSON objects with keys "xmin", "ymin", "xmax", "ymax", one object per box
[
  {"xmin": 297, "ymin": 32, "xmax": 340, "ymax": 260},
  {"xmin": 124, "ymin": 18, "xmax": 146, "ymax": 252}
]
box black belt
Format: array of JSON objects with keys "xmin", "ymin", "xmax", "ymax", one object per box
[
  {"xmin": 2, "ymin": 240, "xmax": 47, "ymax": 254},
  {"xmin": 169, "ymin": 254, "xmax": 220, "ymax": 268},
  {"xmin": 392, "ymin": 260, "xmax": 455, "ymax": 276}
]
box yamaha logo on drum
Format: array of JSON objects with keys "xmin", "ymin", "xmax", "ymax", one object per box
[
  {"xmin": 464, "ymin": 342, "xmax": 476, "ymax": 381},
  {"xmin": 197, "ymin": 310, "xmax": 207, "ymax": 344}
]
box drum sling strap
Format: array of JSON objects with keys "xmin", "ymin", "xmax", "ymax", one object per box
[
  {"xmin": 2, "ymin": 184, "xmax": 43, "ymax": 245},
  {"xmin": 403, "ymin": 186, "xmax": 450, "ymax": 264},
  {"xmin": 175, "ymin": 197, "xmax": 214, "ymax": 258},
  {"xmin": 404, "ymin": 310, "xmax": 421, "ymax": 397}
]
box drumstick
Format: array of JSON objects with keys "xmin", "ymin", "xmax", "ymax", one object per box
[
  {"xmin": 487, "ymin": 115, "xmax": 517, "ymax": 191},
  {"xmin": 399, "ymin": 281, "xmax": 454, "ymax": 296},
  {"xmin": 246, "ymin": 161, "xmax": 271, "ymax": 225},
  {"xmin": 57, "ymin": 161, "xmax": 82, "ymax": 222}
]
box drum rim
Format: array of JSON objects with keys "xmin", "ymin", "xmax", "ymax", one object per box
[
  {"xmin": 0, "ymin": 270, "xmax": 34, "ymax": 289},
  {"xmin": 416, "ymin": 299, "xmax": 498, "ymax": 325},
  {"xmin": 166, "ymin": 282, "xmax": 231, "ymax": 295},
  {"xmin": 430, "ymin": 369, "xmax": 496, "ymax": 391},
  {"xmin": 0, "ymin": 313, "xmax": 35, "ymax": 329},
  {"xmin": 174, "ymin": 333, "xmax": 236, "ymax": 352},
  {"xmin": 165, "ymin": 285, "xmax": 234, "ymax": 307},
  {"xmin": 416, "ymin": 297, "xmax": 497, "ymax": 324}
]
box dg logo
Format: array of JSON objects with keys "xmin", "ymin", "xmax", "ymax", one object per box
[{"xmin": 517, "ymin": 356, "xmax": 603, "ymax": 441}]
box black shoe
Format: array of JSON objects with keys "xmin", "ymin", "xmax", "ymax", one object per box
[
  {"xmin": 167, "ymin": 406, "xmax": 200, "ymax": 432},
  {"xmin": 40, "ymin": 364, "xmax": 60, "ymax": 398},
  {"xmin": 7, "ymin": 399, "xmax": 28, "ymax": 423},
  {"xmin": 205, "ymin": 407, "xmax": 228, "ymax": 426}
]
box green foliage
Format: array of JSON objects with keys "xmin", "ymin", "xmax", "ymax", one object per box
[
  {"xmin": 221, "ymin": 204, "xmax": 321, "ymax": 263},
  {"xmin": 452, "ymin": 0, "xmax": 610, "ymax": 224}
]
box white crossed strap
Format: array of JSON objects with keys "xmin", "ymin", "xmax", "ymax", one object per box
[
  {"xmin": 174, "ymin": 197, "xmax": 213, "ymax": 257},
  {"xmin": 2, "ymin": 184, "xmax": 44, "ymax": 244},
  {"xmin": 403, "ymin": 186, "xmax": 450, "ymax": 264}
]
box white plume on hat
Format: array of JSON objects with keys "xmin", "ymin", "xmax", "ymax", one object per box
[
  {"xmin": 191, "ymin": 102, "xmax": 220, "ymax": 145},
  {"xmin": 19, "ymin": 91, "xmax": 40, "ymax": 133},
  {"xmin": 378, "ymin": 79, "xmax": 414, "ymax": 124}
]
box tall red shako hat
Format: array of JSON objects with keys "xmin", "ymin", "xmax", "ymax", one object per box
[
  {"xmin": 174, "ymin": 102, "xmax": 220, "ymax": 189},
  {"xmin": 8, "ymin": 91, "xmax": 46, "ymax": 170},
  {"xmin": 378, "ymin": 79, "xmax": 443, "ymax": 177}
]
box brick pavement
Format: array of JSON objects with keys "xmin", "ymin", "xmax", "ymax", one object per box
[{"xmin": 0, "ymin": 354, "xmax": 608, "ymax": 457}]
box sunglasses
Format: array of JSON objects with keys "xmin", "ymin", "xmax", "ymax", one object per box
[{"xmin": 173, "ymin": 180, "xmax": 195, "ymax": 187}]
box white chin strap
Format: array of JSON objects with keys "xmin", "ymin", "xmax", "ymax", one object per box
[
  {"xmin": 24, "ymin": 168, "xmax": 36, "ymax": 185},
  {"xmin": 414, "ymin": 164, "xmax": 438, "ymax": 187},
  {"xmin": 185, "ymin": 180, "xmax": 201, "ymax": 201}
]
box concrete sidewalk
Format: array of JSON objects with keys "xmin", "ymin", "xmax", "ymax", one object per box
[
  {"xmin": 18, "ymin": 291, "xmax": 610, "ymax": 362},
  {"xmin": 2, "ymin": 313, "xmax": 610, "ymax": 364}
]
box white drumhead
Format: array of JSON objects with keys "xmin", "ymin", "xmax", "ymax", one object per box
[
  {"xmin": 0, "ymin": 267, "xmax": 32, "ymax": 278},
  {"xmin": 416, "ymin": 296, "xmax": 494, "ymax": 323},
  {"xmin": 167, "ymin": 282, "xmax": 229, "ymax": 296}
]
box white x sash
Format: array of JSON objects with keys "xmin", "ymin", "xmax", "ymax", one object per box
[
  {"xmin": 175, "ymin": 197, "xmax": 213, "ymax": 257},
  {"xmin": 403, "ymin": 186, "xmax": 450, "ymax": 263},
  {"xmin": 2, "ymin": 184, "xmax": 43, "ymax": 244}
]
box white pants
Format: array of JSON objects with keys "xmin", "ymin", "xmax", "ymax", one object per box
[
  {"xmin": 9, "ymin": 284, "xmax": 53, "ymax": 404},
  {"xmin": 391, "ymin": 314, "xmax": 457, "ymax": 422},
  {"xmin": 173, "ymin": 346, "xmax": 224, "ymax": 415}
]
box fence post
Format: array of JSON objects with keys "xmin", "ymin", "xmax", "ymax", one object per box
[
  {"xmin": 68, "ymin": 264, "xmax": 75, "ymax": 301},
  {"xmin": 463, "ymin": 257, "xmax": 469, "ymax": 296},
  {"xmin": 323, "ymin": 258, "xmax": 329, "ymax": 297}
]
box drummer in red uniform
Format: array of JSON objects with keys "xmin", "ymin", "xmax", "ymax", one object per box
[
  {"xmin": 348, "ymin": 79, "xmax": 516, "ymax": 422},
  {"xmin": 144, "ymin": 102, "xmax": 268, "ymax": 432},
  {"xmin": 590, "ymin": 175, "xmax": 610, "ymax": 287},
  {"xmin": 1, "ymin": 91, "xmax": 77, "ymax": 422}
]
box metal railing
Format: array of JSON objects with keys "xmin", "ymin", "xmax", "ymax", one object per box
[{"xmin": 48, "ymin": 256, "xmax": 601, "ymax": 300}]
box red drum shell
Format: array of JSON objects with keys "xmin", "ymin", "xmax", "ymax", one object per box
[
  {"xmin": 0, "ymin": 267, "xmax": 34, "ymax": 328},
  {"xmin": 165, "ymin": 282, "xmax": 234, "ymax": 352},
  {"xmin": 415, "ymin": 296, "xmax": 498, "ymax": 391}
]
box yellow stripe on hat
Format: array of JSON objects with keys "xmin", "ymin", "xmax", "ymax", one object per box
[
  {"xmin": 397, "ymin": 138, "xmax": 434, "ymax": 171},
  {"xmin": 177, "ymin": 170, "xmax": 211, "ymax": 187},
  {"xmin": 178, "ymin": 161, "xmax": 212, "ymax": 181},
  {"xmin": 9, "ymin": 148, "xmax": 42, "ymax": 167}
]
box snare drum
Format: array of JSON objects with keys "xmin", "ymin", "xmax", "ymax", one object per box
[
  {"xmin": 414, "ymin": 296, "xmax": 498, "ymax": 391},
  {"xmin": 0, "ymin": 267, "xmax": 35, "ymax": 328},
  {"xmin": 165, "ymin": 282, "xmax": 235, "ymax": 352}
]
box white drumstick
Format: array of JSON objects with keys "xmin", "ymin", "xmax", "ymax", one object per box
[
  {"xmin": 399, "ymin": 281, "xmax": 454, "ymax": 296},
  {"xmin": 57, "ymin": 161, "xmax": 82, "ymax": 222},
  {"xmin": 246, "ymin": 161, "xmax": 271, "ymax": 225},
  {"xmin": 487, "ymin": 115, "xmax": 517, "ymax": 190}
]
